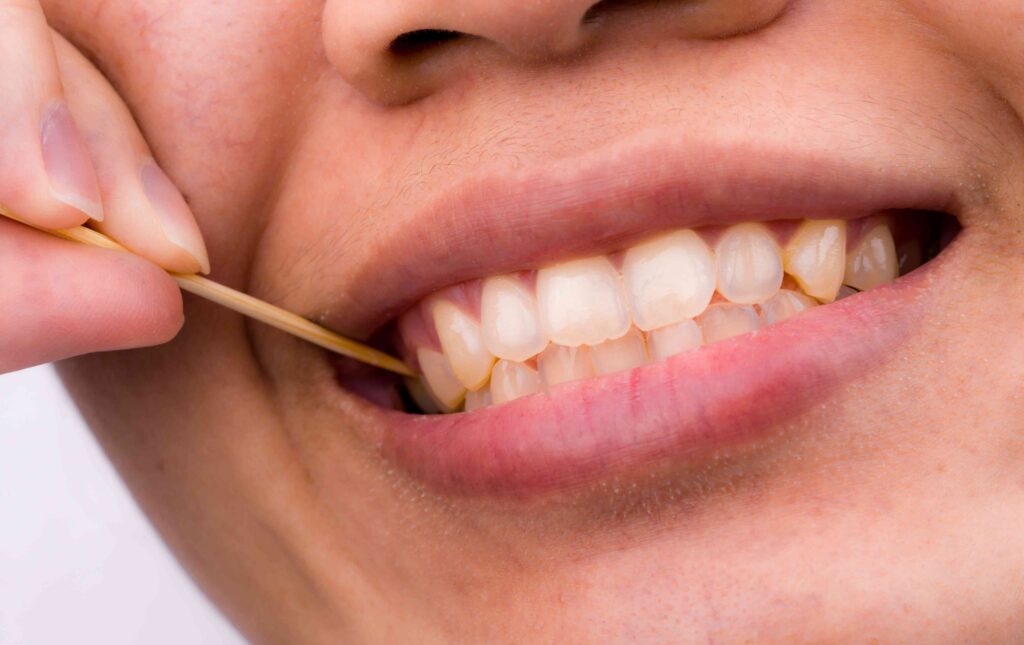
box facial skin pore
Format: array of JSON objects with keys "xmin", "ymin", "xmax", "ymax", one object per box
[{"xmin": 45, "ymin": 0, "xmax": 1024, "ymax": 641}]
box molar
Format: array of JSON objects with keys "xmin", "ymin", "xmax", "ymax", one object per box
[
  {"xmin": 622, "ymin": 230, "xmax": 716, "ymax": 331},
  {"xmin": 537, "ymin": 256, "xmax": 631, "ymax": 347},
  {"xmin": 416, "ymin": 348, "xmax": 466, "ymax": 411},
  {"xmin": 646, "ymin": 319, "xmax": 703, "ymax": 362},
  {"xmin": 698, "ymin": 303, "xmax": 761, "ymax": 344},
  {"xmin": 783, "ymin": 219, "xmax": 846, "ymax": 302},
  {"xmin": 591, "ymin": 328, "xmax": 648, "ymax": 375},
  {"xmin": 715, "ymin": 223, "xmax": 784, "ymax": 305},
  {"xmin": 481, "ymin": 275, "xmax": 549, "ymax": 362},
  {"xmin": 538, "ymin": 344, "xmax": 594, "ymax": 388},
  {"xmin": 844, "ymin": 224, "xmax": 898, "ymax": 291},
  {"xmin": 759, "ymin": 289, "xmax": 818, "ymax": 325},
  {"xmin": 491, "ymin": 360, "xmax": 543, "ymax": 405}
]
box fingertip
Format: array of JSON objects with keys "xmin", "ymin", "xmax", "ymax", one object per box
[
  {"xmin": 40, "ymin": 100, "xmax": 105, "ymax": 224},
  {"xmin": 139, "ymin": 161, "xmax": 211, "ymax": 274}
]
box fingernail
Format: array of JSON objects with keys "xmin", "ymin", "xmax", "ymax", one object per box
[
  {"xmin": 40, "ymin": 101, "xmax": 105, "ymax": 221},
  {"xmin": 141, "ymin": 161, "xmax": 211, "ymax": 274}
]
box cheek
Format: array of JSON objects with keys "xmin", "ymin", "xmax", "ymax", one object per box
[
  {"xmin": 55, "ymin": 0, "xmax": 332, "ymax": 276},
  {"xmin": 901, "ymin": 0, "xmax": 1024, "ymax": 109},
  {"xmin": 56, "ymin": 1, "xmax": 324, "ymax": 222}
]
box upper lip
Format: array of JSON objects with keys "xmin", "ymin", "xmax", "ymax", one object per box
[{"xmin": 321, "ymin": 128, "xmax": 958, "ymax": 339}]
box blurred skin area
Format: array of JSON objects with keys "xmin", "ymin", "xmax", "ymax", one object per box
[{"xmin": 25, "ymin": 0, "xmax": 1024, "ymax": 641}]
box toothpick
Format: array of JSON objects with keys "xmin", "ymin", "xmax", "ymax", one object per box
[{"xmin": 0, "ymin": 207, "xmax": 415, "ymax": 377}]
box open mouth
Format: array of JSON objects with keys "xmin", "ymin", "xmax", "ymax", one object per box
[
  {"xmin": 325, "ymin": 139, "xmax": 963, "ymax": 498},
  {"xmin": 395, "ymin": 213, "xmax": 955, "ymax": 414}
]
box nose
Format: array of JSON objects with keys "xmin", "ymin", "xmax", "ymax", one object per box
[
  {"xmin": 322, "ymin": 0, "xmax": 602, "ymax": 103},
  {"xmin": 324, "ymin": 0, "xmax": 792, "ymax": 104}
]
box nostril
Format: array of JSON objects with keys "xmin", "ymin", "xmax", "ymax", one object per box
[
  {"xmin": 389, "ymin": 29, "xmax": 465, "ymax": 57},
  {"xmin": 582, "ymin": 0, "xmax": 651, "ymax": 24}
]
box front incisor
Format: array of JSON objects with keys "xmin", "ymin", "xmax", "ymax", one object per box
[
  {"xmin": 622, "ymin": 230, "xmax": 716, "ymax": 331},
  {"xmin": 591, "ymin": 328, "xmax": 649, "ymax": 375},
  {"xmin": 538, "ymin": 344, "xmax": 595, "ymax": 388},
  {"xmin": 646, "ymin": 319, "xmax": 703, "ymax": 362},
  {"xmin": 536, "ymin": 256, "xmax": 631, "ymax": 347},
  {"xmin": 491, "ymin": 360, "xmax": 542, "ymax": 405},
  {"xmin": 699, "ymin": 303, "xmax": 761, "ymax": 344}
]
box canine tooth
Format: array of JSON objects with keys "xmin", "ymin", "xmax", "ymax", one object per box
[
  {"xmin": 646, "ymin": 319, "xmax": 703, "ymax": 362},
  {"xmin": 537, "ymin": 256, "xmax": 630, "ymax": 347},
  {"xmin": 716, "ymin": 223, "xmax": 784, "ymax": 304},
  {"xmin": 490, "ymin": 360, "xmax": 542, "ymax": 405},
  {"xmin": 591, "ymin": 328, "xmax": 648, "ymax": 375},
  {"xmin": 416, "ymin": 348, "xmax": 466, "ymax": 411},
  {"xmin": 480, "ymin": 276, "xmax": 549, "ymax": 362},
  {"xmin": 464, "ymin": 386, "xmax": 492, "ymax": 412},
  {"xmin": 431, "ymin": 299, "xmax": 495, "ymax": 391},
  {"xmin": 622, "ymin": 230, "xmax": 716, "ymax": 331},
  {"xmin": 783, "ymin": 220, "xmax": 846, "ymax": 302},
  {"xmin": 759, "ymin": 289, "xmax": 818, "ymax": 325},
  {"xmin": 698, "ymin": 304, "xmax": 761, "ymax": 344},
  {"xmin": 538, "ymin": 344, "xmax": 594, "ymax": 388},
  {"xmin": 845, "ymin": 225, "xmax": 898, "ymax": 291}
]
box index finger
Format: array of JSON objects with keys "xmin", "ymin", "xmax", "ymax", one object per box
[{"xmin": 0, "ymin": 0, "xmax": 103, "ymax": 228}]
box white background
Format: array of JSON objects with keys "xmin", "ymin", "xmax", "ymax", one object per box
[{"xmin": 0, "ymin": 366, "xmax": 243, "ymax": 645}]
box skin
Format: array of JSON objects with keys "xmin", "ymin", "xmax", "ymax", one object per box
[{"xmin": 3, "ymin": 0, "xmax": 1023, "ymax": 641}]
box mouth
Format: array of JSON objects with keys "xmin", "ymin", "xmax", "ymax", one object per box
[{"xmin": 326, "ymin": 136, "xmax": 963, "ymax": 498}]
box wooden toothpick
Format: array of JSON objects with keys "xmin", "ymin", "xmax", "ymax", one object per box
[{"xmin": 0, "ymin": 207, "xmax": 415, "ymax": 377}]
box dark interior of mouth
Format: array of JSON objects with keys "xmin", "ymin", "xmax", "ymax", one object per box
[{"xmin": 333, "ymin": 210, "xmax": 961, "ymax": 415}]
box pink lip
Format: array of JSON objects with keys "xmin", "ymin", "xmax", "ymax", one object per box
[
  {"xmin": 323, "ymin": 134, "xmax": 957, "ymax": 338},
  {"xmin": 372, "ymin": 260, "xmax": 936, "ymax": 498},
  {"xmin": 322, "ymin": 130, "xmax": 960, "ymax": 498}
]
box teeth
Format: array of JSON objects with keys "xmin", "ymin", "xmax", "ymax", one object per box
[
  {"xmin": 698, "ymin": 303, "xmax": 761, "ymax": 344},
  {"xmin": 646, "ymin": 319, "xmax": 703, "ymax": 362},
  {"xmin": 715, "ymin": 223, "xmax": 784, "ymax": 305},
  {"xmin": 759, "ymin": 289, "xmax": 818, "ymax": 325},
  {"xmin": 844, "ymin": 224, "xmax": 898, "ymax": 291},
  {"xmin": 783, "ymin": 220, "xmax": 846, "ymax": 302},
  {"xmin": 480, "ymin": 276, "xmax": 549, "ymax": 362},
  {"xmin": 405, "ymin": 217, "xmax": 914, "ymax": 414},
  {"xmin": 431, "ymin": 299, "xmax": 495, "ymax": 391},
  {"xmin": 538, "ymin": 344, "xmax": 594, "ymax": 388},
  {"xmin": 464, "ymin": 386, "xmax": 492, "ymax": 412},
  {"xmin": 591, "ymin": 327, "xmax": 648, "ymax": 376},
  {"xmin": 536, "ymin": 256, "xmax": 631, "ymax": 347},
  {"xmin": 835, "ymin": 285, "xmax": 858, "ymax": 300},
  {"xmin": 490, "ymin": 360, "xmax": 543, "ymax": 405},
  {"xmin": 622, "ymin": 230, "xmax": 716, "ymax": 331},
  {"xmin": 416, "ymin": 348, "xmax": 466, "ymax": 411}
]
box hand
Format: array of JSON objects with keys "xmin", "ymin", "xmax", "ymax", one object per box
[{"xmin": 0, "ymin": 0, "xmax": 209, "ymax": 374}]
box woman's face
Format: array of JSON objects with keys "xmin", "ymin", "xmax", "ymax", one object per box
[{"xmin": 52, "ymin": 0, "xmax": 1024, "ymax": 640}]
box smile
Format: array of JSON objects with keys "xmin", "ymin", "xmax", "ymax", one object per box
[{"xmin": 327, "ymin": 136, "xmax": 963, "ymax": 498}]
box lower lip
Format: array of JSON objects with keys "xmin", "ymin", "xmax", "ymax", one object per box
[{"xmin": 369, "ymin": 263, "xmax": 935, "ymax": 499}]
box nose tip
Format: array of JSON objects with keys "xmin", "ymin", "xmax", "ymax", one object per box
[{"xmin": 323, "ymin": 0, "xmax": 600, "ymax": 103}]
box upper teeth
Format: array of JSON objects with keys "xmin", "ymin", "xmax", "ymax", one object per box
[{"xmin": 402, "ymin": 218, "xmax": 899, "ymax": 412}]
